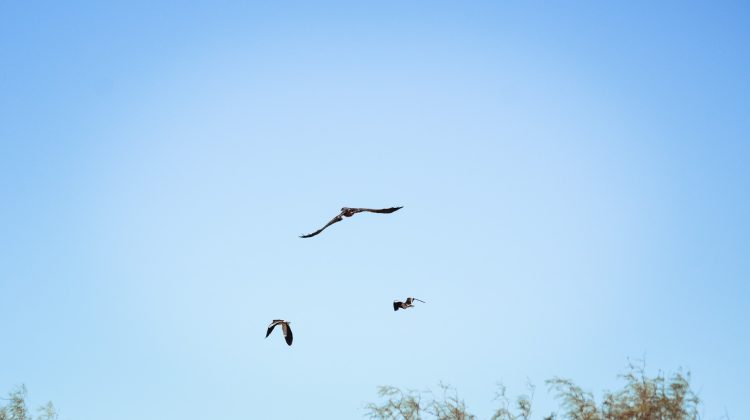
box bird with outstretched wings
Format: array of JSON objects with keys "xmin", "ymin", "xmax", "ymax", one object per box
[
  {"xmin": 393, "ymin": 297, "xmax": 426, "ymax": 311},
  {"xmin": 299, "ymin": 206, "xmax": 403, "ymax": 238},
  {"xmin": 265, "ymin": 319, "xmax": 293, "ymax": 346}
]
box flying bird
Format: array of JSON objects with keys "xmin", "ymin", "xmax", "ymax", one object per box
[
  {"xmin": 299, "ymin": 206, "xmax": 403, "ymax": 238},
  {"xmin": 393, "ymin": 297, "xmax": 426, "ymax": 311},
  {"xmin": 265, "ymin": 319, "xmax": 293, "ymax": 346}
]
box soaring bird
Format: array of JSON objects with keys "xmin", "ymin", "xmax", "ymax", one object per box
[
  {"xmin": 265, "ymin": 320, "xmax": 293, "ymax": 346},
  {"xmin": 393, "ymin": 297, "xmax": 426, "ymax": 311},
  {"xmin": 299, "ymin": 206, "xmax": 403, "ymax": 238}
]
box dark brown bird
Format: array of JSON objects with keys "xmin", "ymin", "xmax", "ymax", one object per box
[
  {"xmin": 299, "ymin": 206, "xmax": 403, "ymax": 238},
  {"xmin": 393, "ymin": 297, "xmax": 425, "ymax": 311},
  {"xmin": 265, "ymin": 319, "xmax": 293, "ymax": 346}
]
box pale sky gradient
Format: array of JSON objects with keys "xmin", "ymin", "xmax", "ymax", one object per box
[{"xmin": 1, "ymin": 2, "xmax": 749, "ymax": 419}]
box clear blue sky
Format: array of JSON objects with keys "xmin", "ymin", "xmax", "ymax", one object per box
[{"xmin": 1, "ymin": 1, "xmax": 748, "ymax": 419}]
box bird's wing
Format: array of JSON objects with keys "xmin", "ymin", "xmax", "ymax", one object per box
[
  {"xmin": 412, "ymin": 298, "xmax": 426, "ymax": 303},
  {"xmin": 266, "ymin": 321, "xmax": 281, "ymax": 338},
  {"xmin": 353, "ymin": 206, "xmax": 403, "ymax": 214},
  {"xmin": 300, "ymin": 214, "xmax": 344, "ymax": 238},
  {"xmin": 282, "ymin": 323, "xmax": 293, "ymax": 346},
  {"xmin": 405, "ymin": 297, "xmax": 414, "ymax": 305},
  {"xmin": 393, "ymin": 301, "xmax": 402, "ymax": 311}
]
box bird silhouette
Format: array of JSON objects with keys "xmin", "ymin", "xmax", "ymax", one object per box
[
  {"xmin": 265, "ymin": 320, "xmax": 293, "ymax": 346},
  {"xmin": 299, "ymin": 206, "xmax": 403, "ymax": 238},
  {"xmin": 393, "ymin": 297, "xmax": 425, "ymax": 311}
]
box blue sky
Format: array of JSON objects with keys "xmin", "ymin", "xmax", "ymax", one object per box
[{"xmin": 1, "ymin": 1, "xmax": 748, "ymax": 419}]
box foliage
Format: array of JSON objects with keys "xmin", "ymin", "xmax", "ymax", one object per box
[
  {"xmin": 1, "ymin": 362, "xmax": 705, "ymax": 420},
  {"xmin": 547, "ymin": 361, "xmax": 699, "ymax": 420},
  {"xmin": 365, "ymin": 382, "xmax": 475, "ymax": 420},
  {"xmin": 365, "ymin": 362, "xmax": 702, "ymax": 420},
  {"xmin": 490, "ymin": 382, "xmax": 550, "ymax": 420},
  {"xmin": 0, "ymin": 386, "xmax": 57, "ymax": 420}
]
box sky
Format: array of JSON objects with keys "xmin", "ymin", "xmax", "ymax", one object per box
[{"xmin": 1, "ymin": 1, "xmax": 748, "ymax": 419}]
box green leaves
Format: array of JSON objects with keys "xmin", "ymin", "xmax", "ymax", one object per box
[
  {"xmin": 366, "ymin": 361, "xmax": 701, "ymax": 420},
  {"xmin": 0, "ymin": 386, "xmax": 57, "ymax": 420}
]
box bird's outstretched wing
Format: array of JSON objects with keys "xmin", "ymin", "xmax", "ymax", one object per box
[
  {"xmin": 300, "ymin": 214, "xmax": 344, "ymax": 238},
  {"xmin": 393, "ymin": 301, "xmax": 403, "ymax": 311},
  {"xmin": 266, "ymin": 320, "xmax": 282, "ymax": 338},
  {"xmin": 352, "ymin": 206, "xmax": 403, "ymax": 214},
  {"xmin": 282, "ymin": 323, "xmax": 293, "ymax": 346}
]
